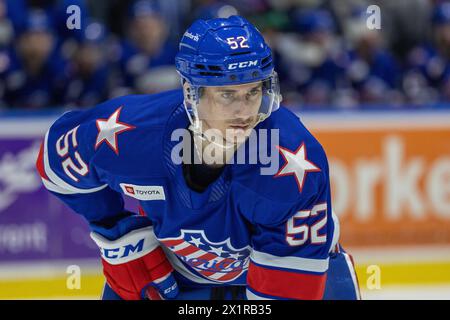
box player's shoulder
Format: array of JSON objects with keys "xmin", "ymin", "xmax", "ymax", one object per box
[
  {"xmin": 48, "ymin": 89, "xmax": 184, "ymax": 178},
  {"xmin": 269, "ymin": 106, "xmax": 325, "ymax": 151},
  {"xmin": 231, "ymin": 106, "xmax": 329, "ymax": 224}
]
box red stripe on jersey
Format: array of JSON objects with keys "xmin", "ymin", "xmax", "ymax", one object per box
[
  {"xmin": 211, "ymin": 258, "xmax": 237, "ymax": 280},
  {"xmin": 175, "ymin": 244, "xmax": 200, "ymax": 257},
  {"xmin": 247, "ymin": 261, "xmax": 327, "ymax": 300},
  {"xmin": 197, "ymin": 253, "xmax": 237, "ymax": 278},
  {"xmin": 159, "ymin": 239, "xmax": 243, "ymax": 282},
  {"xmin": 216, "ymin": 268, "xmax": 242, "ymax": 282},
  {"xmin": 196, "ymin": 251, "xmax": 217, "ymax": 262},
  {"xmin": 36, "ymin": 141, "xmax": 49, "ymax": 180},
  {"xmin": 193, "ymin": 252, "xmax": 221, "ymax": 277},
  {"xmin": 160, "ymin": 239, "xmax": 184, "ymax": 248}
]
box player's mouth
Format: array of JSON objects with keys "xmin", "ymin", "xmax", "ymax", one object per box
[
  {"xmin": 228, "ymin": 123, "xmax": 254, "ymax": 137},
  {"xmin": 228, "ymin": 123, "xmax": 251, "ymax": 129},
  {"xmin": 227, "ymin": 118, "xmax": 255, "ymax": 130}
]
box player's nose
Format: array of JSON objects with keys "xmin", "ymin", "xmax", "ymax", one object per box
[{"xmin": 230, "ymin": 99, "xmax": 253, "ymax": 118}]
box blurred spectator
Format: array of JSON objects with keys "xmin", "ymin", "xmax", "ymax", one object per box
[
  {"xmin": 1, "ymin": 9, "xmax": 69, "ymax": 109},
  {"xmin": 4, "ymin": 0, "xmax": 28, "ymax": 35},
  {"xmin": 275, "ymin": 9, "xmax": 350, "ymax": 107},
  {"xmin": 404, "ymin": 1, "xmax": 450, "ymax": 103},
  {"xmin": 6, "ymin": 0, "xmax": 90, "ymax": 42},
  {"xmin": 2, "ymin": 0, "xmax": 91, "ymax": 81},
  {"xmin": 343, "ymin": 8, "xmax": 402, "ymax": 105},
  {"xmin": 156, "ymin": 0, "xmax": 192, "ymax": 42},
  {"xmin": 331, "ymin": 0, "xmax": 432, "ymax": 59},
  {"xmin": 194, "ymin": 1, "xmax": 239, "ymax": 20},
  {"xmin": 0, "ymin": 0, "xmax": 449, "ymax": 109},
  {"xmin": 51, "ymin": 0, "xmax": 90, "ymax": 42},
  {"xmin": 110, "ymin": 0, "xmax": 179, "ymax": 96},
  {"xmin": 96, "ymin": 0, "xmax": 191, "ymax": 44},
  {"xmin": 0, "ymin": 1, "xmax": 13, "ymax": 48},
  {"xmin": 62, "ymin": 20, "xmax": 112, "ymax": 107},
  {"xmin": 0, "ymin": 1, "xmax": 13, "ymax": 105},
  {"xmin": 378, "ymin": 0, "xmax": 432, "ymax": 59}
]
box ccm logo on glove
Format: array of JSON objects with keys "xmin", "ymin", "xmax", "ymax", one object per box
[
  {"xmin": 91, "ymin": 227, "xmax": 160, "ymax": 265},
  {"xmin": 99, "ymin": 238, "xmax": 145, "ymax": 259},
  {"xmin": 90, "ymin": 226, "xmax": 178, "ymax": 300}
]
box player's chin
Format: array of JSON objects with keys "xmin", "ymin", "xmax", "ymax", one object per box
[{"xmin": 224, "ymin": 126, "xmax": 253, "ymax": 143}]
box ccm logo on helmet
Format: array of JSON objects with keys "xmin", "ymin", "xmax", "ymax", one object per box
[
  {"xmin": 228, "ymin": 60, "xmax": 258, "ymax": 70},
  {"xmin": 100, "ymin": 239, "xmax": 145, "ymax": 259}
]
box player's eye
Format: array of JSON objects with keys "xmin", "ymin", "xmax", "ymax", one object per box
[
  {"xmin": 246, "ymin": 88, "xmax": 261, "ymax": 99},
  {"xmin": 248, "ymin": 88, "xmax": 261, "ymax": 96},
  {"xmin": 221, "ymin": 92, "xmax": 234, "ymax": 100}
]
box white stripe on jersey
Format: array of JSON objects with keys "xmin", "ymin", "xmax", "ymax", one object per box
[
  {"xmin": 207, "ymin": 260, "xmax": 234, "ymax": 281},
  {"xmin": 343, "ymin": 252, "xmax": 361, "ymax": 300},
  {"xmin": 43, "ymin": 129, "xmax": 108, "ymax": 194},
  {"xmin": 41, "ymin": 177, "xmax": 78, "ymax": 194},
  {"xmin": 171, "ymin": 241, "xmax": 191, "ymax": 252},
  {"xmin": 329, "ymin": 209, "xmax": 340, "ymax": 253},
  {"xmin": 250, "ymin": 250, "xmax": 329, "ymax": 273},
  {"xmin": 161, "ymin": 245, "xmax": 219, "ymax": 285},
  {"xmin": 184, "ymin": 250, "xmax": 208, "ymax": 260}
]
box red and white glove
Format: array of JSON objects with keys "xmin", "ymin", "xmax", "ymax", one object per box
[{"xmin": 90, "ymin": 226, "xmax": 178, "ymax": 300}]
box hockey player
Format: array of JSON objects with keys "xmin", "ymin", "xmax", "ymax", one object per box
[{"xmin": 36, "ymin": 16, "xmax": 360, "ymax": 300}]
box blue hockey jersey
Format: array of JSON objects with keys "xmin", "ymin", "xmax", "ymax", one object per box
[{"xmin": 36, "ymin": 89, "xmax": 339, "ymax": 300}]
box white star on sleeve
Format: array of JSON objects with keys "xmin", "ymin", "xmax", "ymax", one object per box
[
  {"xmin": 95, "ymin": 106, "xmax": 135, "ymax": 155},
  {"xmin": 275, "ymin": 142, "xmax": 321, "ymax": 193}
]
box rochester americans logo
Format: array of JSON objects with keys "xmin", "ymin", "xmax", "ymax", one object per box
[{"xmin": 158, "ymin": 230, "xmax": 251, "ymax": 283}]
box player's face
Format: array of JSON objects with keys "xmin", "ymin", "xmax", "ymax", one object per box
[{"xmin": 197, "ymin": 81, "xmax": 262, "ymax": 143}]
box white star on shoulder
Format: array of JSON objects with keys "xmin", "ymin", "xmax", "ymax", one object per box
[
  {"xmin": 208, "ymin": 245, "xmax": 226, "ymax": 257},
  {"xmin": 275, "ymin": 142, "xmax": 321, "ymax": 193},
  {"xmin": 188, "ymin": 236, "xmax": 204, "ymax": 247},
  {"xmin": 95, "ymin": 106, "xmax": 135, "ymax": 155}
]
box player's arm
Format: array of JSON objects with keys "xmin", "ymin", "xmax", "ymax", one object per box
[
  {"xmin": 246, "ymin": 148, "xmax": 337, "ymax": 300},
  {"xmin": 36, "ymin": 104, "xmax": 177, "ymax": 300},
  {"xmin": 246, "ymin": 199, "xmax": 335, "ymax": 300}
]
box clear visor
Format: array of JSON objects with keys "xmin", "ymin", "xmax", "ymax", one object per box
[{"xmin": 182, "ymin": 71, "xmax": 281, "ymax": 147}]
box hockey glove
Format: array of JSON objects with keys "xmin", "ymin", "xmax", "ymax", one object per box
[{"xmin": 90, "ymin": 226, "xmax": 179, "ymax": 300}]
